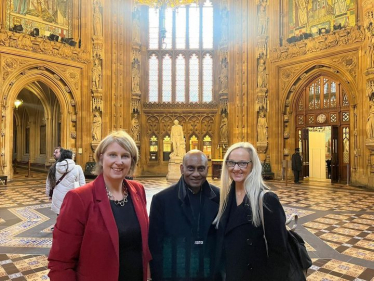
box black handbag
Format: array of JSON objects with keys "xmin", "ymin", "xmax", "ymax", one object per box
[{"xmin": 259, "ymin": 191, "xmax": 312, "ymax": 281}]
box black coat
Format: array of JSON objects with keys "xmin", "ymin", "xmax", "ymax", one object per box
[
  {"xmin": 291, "ymin": 153, "xmax": 302, "ymax": 171},
  {"xmin": 215, "ymin": 186, "xmax": 290, "ymax": 281},
  {"xmin": 149, "ymin": 177, "xmax": 220, "ymax": 281}
]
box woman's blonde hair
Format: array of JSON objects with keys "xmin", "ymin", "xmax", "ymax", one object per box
[
  {"xmin": 93, "ymin": 130, "xmax": 139, "ymax": 176},
  {"xmin": 213, "ymin": 142, "xmax": 269, "ymax": 228}
]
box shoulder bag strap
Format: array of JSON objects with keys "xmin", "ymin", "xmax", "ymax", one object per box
[
  {"xmin": 259, "ymin": 190, "xmax": 270, "ymax": 257},
  {"xmin": 55, "ymin": 171, "xmax": 69, "ymax": 186}
]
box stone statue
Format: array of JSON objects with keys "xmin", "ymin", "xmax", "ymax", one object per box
[
  {"xmin": 220, "ymin": 113, "xmax": 228, "ymax": 142},
  {"xmin": 170, "ymin": 120, "xmax": 185, "ymax": 157},
  {"xmin": 92, "ymin": 112, "xmax": 102, "ymax": 141},
  {"xmin": 93, "ymin": 3, "xmax": 103, "ymax": 37},
  {"xmin": 132, "ymin": 66, "xmax": 140, "ymax": 93},
  {"xmin": 257, "ymin": 57, "xmax": 267, "ymax": 89},
  {"xmin": 366, "ymin": 99, "xmax": 374, "ymax": 139},
  {"xmin": 368, "ymin": 35, "xmax": 374, "ymax": 69},
  {"xmin": 92, "ymin": 58, "xmax": 101, "ymax": 89},
  {"xmin": 131, "ymin": 113, "xmax": 140, "ymax": 142},
  {"xmin": 219, "ymin": 63, "xmax": 228, "ymax": 93},
  {"xmin": 258, "ymin": 0, "xmax": 268, "ymax": 35},
  {"xmin": 257, "ymin": 111, "xmax": 268, "ymax": 142}
]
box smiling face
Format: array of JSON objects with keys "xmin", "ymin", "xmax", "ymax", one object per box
[
  {"xmin": 227, "ymin": 148, "xmax": 253, "ymax": 185},
  {"xmin": 100, "ymin": 142, "xmax": 132, "ymax": 182},
  {"xmin": 180, "ymin": 152, "xmax": 208, "ymax": 190}
]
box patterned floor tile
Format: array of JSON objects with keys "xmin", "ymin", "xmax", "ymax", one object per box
[{"xmin": 1, "ymin": 172, "xmax": 374, "ymax": 280}]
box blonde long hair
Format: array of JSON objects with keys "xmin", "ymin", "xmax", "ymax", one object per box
[{"xmin": 214, "ymin": 142, "xmax": 269, "ymax": 228}]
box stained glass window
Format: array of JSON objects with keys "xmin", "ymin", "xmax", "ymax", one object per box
[
  {"xmin": 203, "ymin": 1, "xmax": 213, "ymax": 49},
  {"xmin": 149, "ymin": 54, "xmax": 159, "ymax": 102},
  {"xmin": 303, "ymin": 77, "xmax": 347, "ymax": 111},
  {"xmin": 176, "ymin": 54, "xmax": 186, "ymax": 102},
  {"xmin": 189, "ymin": 4, "xmax": 200, "ymax": 49},
  {"xmin": 149, "ymin": 8, "xmax": 159, "ymax": 49},
  {"xmin": 162, "ymin": 54, "xmax": 172, "ymax": 102},
  {"xmin": 189, "ymin": 54, "xmax": 199, "ymax": 102},
  {"xmin": 203, "ymin": 54, "xmax": 213, "ymax": 102},
  {"xmin": 147, "ymin": 0, "xmax": 214, "ymax": 103},
  {"xmin": 176, "ymin": 8, "xmax": 186, "ymax": 49},
  {"xmin": 164, "ymin": 8, "xmax": 173, "ymax": 49}
]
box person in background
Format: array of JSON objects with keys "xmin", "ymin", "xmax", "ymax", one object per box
[
  {"xmin": 149, "ymin": 150, "xmax": 220, "ymax": 281},
  {"xmin": 214, "ymin": 142, "xmax": 290, "ymax": 281},
  {"xmin": 46, "ymin": 149, "xmax": 85, "ymax": 215},
  {"xmin": 48, "ymin": 131, "xmax": 151, "ymax": 281},
  {"xmin": 291, "ymin": 148, "xmax": 302, "ymax": 184},
  {"xmin": 53, "ymin": 146, "xmax": 62, "ymax": 161}
]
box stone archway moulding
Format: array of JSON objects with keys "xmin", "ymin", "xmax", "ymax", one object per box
[
  {"xmin": 278, "ymin": 57, "xmax": 358, "ymax": 156},
  {"xmin": 0, "ymin": 62, "xmax": 82, "ymax": 178}
]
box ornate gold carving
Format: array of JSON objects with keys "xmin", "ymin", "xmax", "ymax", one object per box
[
  {"xmin": 92, "ymin": 111, "xmax": 102, "ymax": 141},
  {"xmin": 93, "ymin": 1, "xmax": 103, "ymax": 37},
  {"xmin": 331, "ymin": 55, "xmax": 357, "ymax": 78},
  {"xmin": 271, "ymin": 26, "xmax": 365, "ymax": 62},
  {"xmin": 0, "ymin": 29, "xmax": 90, "ymax": 63}
]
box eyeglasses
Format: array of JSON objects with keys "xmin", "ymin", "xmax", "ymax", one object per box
[{"xmin": 226, "ymin": 161, "xmax": 252, "ymax": 168}]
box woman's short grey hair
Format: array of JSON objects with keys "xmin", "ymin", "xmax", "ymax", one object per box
[{"xmin": 93, "ymin": 130, "xmax": 139, "ymax": 176}]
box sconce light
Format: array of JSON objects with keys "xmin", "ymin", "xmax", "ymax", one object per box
[{"xmin": 14, "ymin": 99, "xmax": 23, "ymax": 109}]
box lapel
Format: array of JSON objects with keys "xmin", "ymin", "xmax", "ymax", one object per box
[
  {"xmin": 126, "ymin": 180, "xmax": 147, "ymax": 231},
  {"xmin": 200, "ymin": 182, "xmax": 219, "ymax": 239},
  {"xmin": 94, "ymin": 174, "xmax": 119, "ymax": 259},
  {"xmin": 219, "ymin": 183, "xmax": 235, "ymax": 234},
  {"xmin": 177, "ymin": 178, "xmax": 194, "ymax": 226}
]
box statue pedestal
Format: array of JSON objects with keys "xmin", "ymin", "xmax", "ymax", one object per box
[{"xmin": 166, "ymin": 157, "xmax": 183, "ymax": 180}]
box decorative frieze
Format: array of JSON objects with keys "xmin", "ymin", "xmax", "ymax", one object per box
[
  {"xmin": 270, "ymin": 26, "xmax": 365, "ymax": 62},
  {"xmin": 143, "ymin": 102, "xmax": 219, "ymax": 110},
  {"xmin": 0, "ymin": 29, "xmax": 90, "ymax": 63}
]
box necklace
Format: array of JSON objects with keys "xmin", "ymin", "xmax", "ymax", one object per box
[{"xmin": 105, "ymin": 182, "xmax": 128, "ymax": 207}]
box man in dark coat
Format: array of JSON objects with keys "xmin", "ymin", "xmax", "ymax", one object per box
[
  {"xmin": 149, "ymin": 150, "xmax": 220, "ymax": 281},
  {"xmin": 291, "ymin": 148, "xmax": 302, "ymax": 183}
]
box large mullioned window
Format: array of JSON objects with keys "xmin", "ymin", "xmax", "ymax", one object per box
[{"xmin": 147, "ymin": 0, "xmax": 214, "ymax": 103}]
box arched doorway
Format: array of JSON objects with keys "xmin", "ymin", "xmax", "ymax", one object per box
[
  {"xmin": 294, "ymin": 75, "xmax": 350, "ymax": 183},
  {"xmin": 13, "ymin": 82, "xmax": 62, "ymax": 167},
  {"xmin": 1, "ymin": 64, "xmax": 79, "ymax": 180}
]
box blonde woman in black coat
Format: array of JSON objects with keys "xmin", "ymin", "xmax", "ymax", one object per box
[{"xmin": 214, "ymin": 142, "xmax": 290, "ymax": 281}]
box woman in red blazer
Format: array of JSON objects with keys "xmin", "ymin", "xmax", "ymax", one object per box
[{"xmin": 48, "ymin": 131, "xmax": 152, "ymax": 281}]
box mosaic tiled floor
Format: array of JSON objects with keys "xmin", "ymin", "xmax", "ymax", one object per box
[{"xmin": 0, "ymin": 171, "xmax": 374, "ymax": 280}]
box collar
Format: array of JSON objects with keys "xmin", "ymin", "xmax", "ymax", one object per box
[{"xmin": 177, "ymin": 177, "xmax": 217, "ymax": 202}]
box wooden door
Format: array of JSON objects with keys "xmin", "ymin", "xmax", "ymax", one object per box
[
  {"xmin": 331, "ymin": 126, "xmax": 339, "ymax": 183},
  {"xmin": 301, "ymin": 128, "xmax": 309, "ymax": 179}
]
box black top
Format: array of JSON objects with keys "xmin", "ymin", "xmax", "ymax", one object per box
[{"xmin": 110, "ymin": 194, "xmax": 143, "ymax": 281}]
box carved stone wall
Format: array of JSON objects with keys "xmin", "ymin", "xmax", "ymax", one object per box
[
  {"xmin": 91, "ymin": 0, "xmax": 104, "ymax": 154},
  {"xmin": 0, "ymin": 53, "xmax": 84, "ymax": 177},
  {"xmin": 256, "ymin": 0, "xmax": 269, "ymax": 158}
]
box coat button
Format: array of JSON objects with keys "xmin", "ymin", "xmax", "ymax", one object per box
[
  {"xmin": 247, "ymin": 263, "xmax": 253, "ymax": 270},
  {"xmin": 246, "ymin": 238, "xmax": 252, "ymax": 245}
]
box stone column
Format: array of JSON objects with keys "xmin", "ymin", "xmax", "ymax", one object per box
[
  {"xmin": 256, "ymin": 0, "xmax": 269, "ymax": 162},
  {"xmin": 91, "ymin": 0, "xmax": 104, "ymax": 153}
]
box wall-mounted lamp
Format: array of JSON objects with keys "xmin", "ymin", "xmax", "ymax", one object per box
[{"xmin": 14, "ymin": 99, "xmax": 23, "ymax": 109}]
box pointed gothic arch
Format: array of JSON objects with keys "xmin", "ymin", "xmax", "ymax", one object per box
[
  {"xmin": 281, "ymin": 65, "xmax": 357, "ymax": 183},
  {"xmin": 1, "ymin": 64, "xmax": 80, "ymax": 179}
]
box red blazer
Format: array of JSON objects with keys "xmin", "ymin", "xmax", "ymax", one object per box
[{"xmin": 48, "ymin": 174, "xmax": 151, "ymax": 281}]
